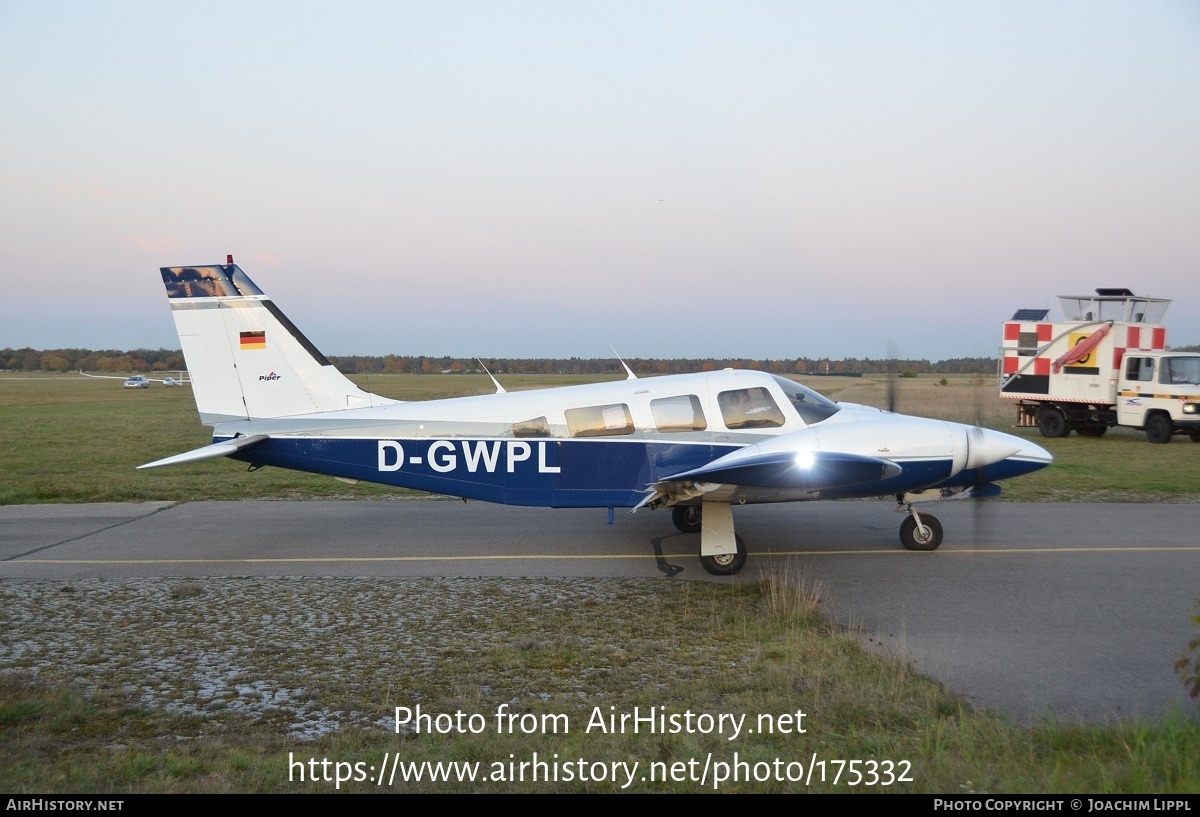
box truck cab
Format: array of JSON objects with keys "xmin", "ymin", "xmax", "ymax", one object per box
[{"xmin": 1116, "ymin": 353, "xmax": 1200, "ymax": 442}]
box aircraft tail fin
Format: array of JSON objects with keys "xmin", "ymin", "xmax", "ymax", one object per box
[{"xmin": 160, "ymin": 258, "xmax": 385, "ymax": 424}]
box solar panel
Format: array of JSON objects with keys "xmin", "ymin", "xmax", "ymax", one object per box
[{"xmin": 1011, "ymin": 309, "xmax": 1050, "ymax": 321}]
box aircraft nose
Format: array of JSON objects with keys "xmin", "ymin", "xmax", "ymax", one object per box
[
  {"xmin": 968, "ymin": 427, "xmax": 1052, "ymax": 481},
  {"xmin": 958, "ymin": 424, "xmax": 1052, "ymax": 474},
  {"xmin": 1014, "ymin": 435, "xmax": 1053, "ymax": 467},
  {"xmin": 965, "ymin": 426, "xmax": 1021, "ymax": 470}
]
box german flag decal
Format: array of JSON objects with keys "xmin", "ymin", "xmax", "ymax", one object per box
[{"xmin": 240, "ymin": 331, "xmax": 266, "ymax": 350}]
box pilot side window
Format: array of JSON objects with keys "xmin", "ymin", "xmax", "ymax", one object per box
[
  {"xmin": 565, "ymin": 404, "xmax": 634, "ymax": 437},
  {"xmin": 718, "ymin": 388, "xmax": 784, "ymax": 430},
  {"xmin": 650, "ymin": 395, "xmax": 707, "ymax": 432}
]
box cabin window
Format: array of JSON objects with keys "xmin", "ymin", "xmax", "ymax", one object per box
[
  {"xmin": 565, "ymin": 404, "xmax": 634, "ymax": 437},
  {"xmin": 718, "ymin": 387, "xmax": 785, "ymax": 429},
  {"xmin": 650, "ymin": 395, "xmax": 707, "ymax": 432},
  {"xmin": 512, "ymin": 416, "xmax": 551, "ymax": 438}
]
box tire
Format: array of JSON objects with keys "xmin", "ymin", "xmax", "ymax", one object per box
[
  {"xmin": 1190, "ymin": 431, "xmax": 1200, "ymax": 444},
  {"xmin": 699, "ymin": 535, "xmax": 747, "ymax": 576},
  {"xmin": 1145, "ymin": 413, "xmax": 1174, "ymax": 444},
  {"xmin": 1035, "ymin": 406, "xmax": 1070, "ymax": 438},
  {"xmin": 899, "ymin": 514, "xmax": 943, "ymax": 551},
  {"xmin": 671, "ymin": 505, "xmax": 702, "ymax": 534},
  {"xmin": 1077, "ymin": 426, "xmax": 1107, "ymax": 437}
]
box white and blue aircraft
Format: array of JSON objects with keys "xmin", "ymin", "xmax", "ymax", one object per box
[{"xmin": 141, "ymin": 258, "xmax": 1052, "ymax": 575}]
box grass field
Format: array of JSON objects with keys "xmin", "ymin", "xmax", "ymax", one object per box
[{"xmin": 1, "ymin": 371, "xmax": 1197, "ymax": 504}]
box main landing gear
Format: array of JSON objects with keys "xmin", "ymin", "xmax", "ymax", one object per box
[
  {"xmin": 672, "ymin": 502, "xmax": 748, "ymax": 576},
  {"xmin": 671, "ymin": 505, "xmax": 703, "ymax": 535},
  {"xmin": 699, "ymin": 535, "xmax": 748, "ymax": 576}
]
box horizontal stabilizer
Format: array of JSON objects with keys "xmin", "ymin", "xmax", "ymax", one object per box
[
  {"xmin": 138, "ymin": 434, "xmax": 269, "ymax": 470},
  {"xmin": 663, "ymin": 450, "xmax": 902, "ymax": 491}
]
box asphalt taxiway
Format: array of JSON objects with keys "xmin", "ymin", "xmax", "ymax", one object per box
[{"xmin": 2, "ymin": 499, "xmax": 1197, "ymax": 724}]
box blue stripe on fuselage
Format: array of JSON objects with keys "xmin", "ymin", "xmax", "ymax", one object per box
[{"xmin": 225, "ymin": 437, "xmax": 736, "ymax": 508}]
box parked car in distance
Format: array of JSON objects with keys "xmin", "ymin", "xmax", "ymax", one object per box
[{"xmin": 123, "ymin": 375, "xmax": 150, "ymax": 389}]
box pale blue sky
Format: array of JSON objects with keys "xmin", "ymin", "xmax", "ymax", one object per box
[{"xmin": 2, "ymin": 1, "xmax": 1198, "ymax": 359}]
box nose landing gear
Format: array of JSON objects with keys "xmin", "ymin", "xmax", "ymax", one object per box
[{"xmin": 898, "ymin": 504, "xmax": 943, "ymax": 551}]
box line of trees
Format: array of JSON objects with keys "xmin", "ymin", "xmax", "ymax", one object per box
[
  {"xmin": 332, "ymin": 354, "xmax": 999, "ymax": 376},
  {"xmin": 1, "ymin": 348, "xmax": 185, "ymax": 373},
  {"xmin": 2, "ymin": 346, "xmax": 999, "ymax": 376}
]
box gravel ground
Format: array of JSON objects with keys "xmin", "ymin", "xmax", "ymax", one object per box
[{"xmin": 0, "ymin": 577, "xmax": 736, "ymax": 740}]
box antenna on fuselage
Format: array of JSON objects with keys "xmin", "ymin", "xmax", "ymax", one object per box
[
  {"xmin": 477, "ymin": 359, "xmax": 506, "ymax": 394},
  {"xmin": 609, "ymin": 345, "xmax": 638, "ymax": 380}
]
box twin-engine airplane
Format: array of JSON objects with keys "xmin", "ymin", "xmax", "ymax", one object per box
[{"xmin": 141, "ymin": 258, "xmax": 1052, "ymax": 575}]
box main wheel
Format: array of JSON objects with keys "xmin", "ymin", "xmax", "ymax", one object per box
[
  {"xmin": 1036, "ymin": 406, "xmax": 1070, "ymax": 438},
  {"xmin": 1077, "ymin": 425, "xmax": 1107, "ymax": 437},
  {"xmin": 899, "ymin": 514, "xmax": 943, "ymax": 551},
  {"xmin": 698, "ymin": 535, "xmax": 747, "ymax": 576},
  {"xmin": 1190, "ymin": 431, "xmax": 1200, "ymax": 443},
  {"xmin": 1145, "ymin": 413, "xmax": 1173, "ymax": 444},
  {"xmin": 671, "ymin": 505, "xmax": 702, "ymax": 534}
]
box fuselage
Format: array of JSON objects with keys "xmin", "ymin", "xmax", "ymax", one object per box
[{"xmin": 213, "ymin": 369, "xmax": 1052, "ymax": 508}]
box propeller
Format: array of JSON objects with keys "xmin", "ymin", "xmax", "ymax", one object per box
[
  {"xmin": 966, "ymin": 376, "xmax": 999, "ymax": 545},
  {"xmin": 885, "ymin": 342, "xmax": 899, "ymax": 412},
  {"xmin": 886, "ymin": 345, "xmax": 997, "ymax": 547}
]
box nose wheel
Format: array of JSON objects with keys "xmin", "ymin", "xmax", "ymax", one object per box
[{"xmin": 899, "ymin": 510, "xmax": 943, "ymax": 551}]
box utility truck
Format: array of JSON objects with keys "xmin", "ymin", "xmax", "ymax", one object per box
[{"xmin": 1000, "ymin": 288, "xmax": 1200, "ymax": 443}]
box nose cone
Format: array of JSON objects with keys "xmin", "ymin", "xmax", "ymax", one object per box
[
  {"xmin": 1016, "ymin": 436, "xmax": 1053, "ymax": 467},
  {"xmin": 965, "ymin": 427, "xmax": 1020, "ymax": 470},
  {"xmin": 973, "ymin": 428, "xmax": 1052, "ymax": 481}
]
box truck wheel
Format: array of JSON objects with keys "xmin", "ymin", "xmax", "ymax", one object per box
[
  {"xmin": 1145, "ymin": 413, "xmax": 1173, "ymax": 444},
  {"xmin": 1036, "ymin": 407, "xmax": 1070, "ymax": 438},
  {"xmin": 1077, "ymin": 426, "xmax": 1107, "ymax": 437}
]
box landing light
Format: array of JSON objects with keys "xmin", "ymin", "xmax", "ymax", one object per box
[{"xmin": 794, "ymin": 450, "xmax": 815, "ymax": 468}]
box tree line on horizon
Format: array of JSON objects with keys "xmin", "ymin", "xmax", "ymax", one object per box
[
  {"xmin": 2, "ymin": 346, "xmax": 1004, "ymax": 376},
  {"xmin": 8, "ymin": 342, "xmax": 1196, "ymax": 378}
]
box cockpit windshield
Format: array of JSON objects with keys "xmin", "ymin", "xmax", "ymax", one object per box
[
  {"xmin": 771, "ymin": 376, "xmax": 841, "ymax": 425},
  {"xmin": 1161, "ymin": 357, "xmax": 1200, "ymax": 386}
]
